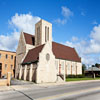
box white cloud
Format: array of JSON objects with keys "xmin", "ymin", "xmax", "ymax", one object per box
[
  {"xmin": 54, "ymin": 6, "xmax": 73, "ymax": 24},
  {"xmin": 81, "ymin": 12, "xmax": 85, "ymax": 16},
  {"xmin": 71, "ymin": 36, "xmax": 78, "ymax": 42},
  {"xmin": 62, "ymin": 6, "xmax": 73, "ymax": 18},
  {"xmin": 9, "ymin": 13, "xmax": 41, "ymax": 34},
  {"xmin": 54, "ymin": 18, "xmax": 67, "ymax": 25},
  {"xmin": 0, "ymin": 31, "xmax": 19, "ymax": 51},
  {"xmin": 0, "ymin": 13, "xmax": 41, "ymax": 51},
  {"xmin": 90, "ymin": 25, "xmax": 100, "ymax": 43},
  {"xmin": 65, "ymin": 24, "xmax": 100, "ymax": 65}
]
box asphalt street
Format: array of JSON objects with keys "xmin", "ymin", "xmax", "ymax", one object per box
[{"xmin": 0, "ymin": 81, "xmax": 100, "ymax": 100}]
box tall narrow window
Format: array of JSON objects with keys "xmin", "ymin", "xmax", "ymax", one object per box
[
  {"xmin": 11, "ymin": 65, "xmax": 13, "ymax": 70},
  {"xmin": 37, "ymin": 27, "xmax": 40, "ymax": 45},
  {"xmin": 5, "ymin": 54, "xmax": 8, "ymax": 59},
  {"xmin": 48, "ymin": 27, "xmax": 49, "ymax": 41},
  {"xmin": 5, "ymin": 64, "xmax": 7, "ymax": 70},
  {"xmin": 45, "ymin": 26, "xmax": 49, "ymax": 42},
  {"xmin": 0, "ymin": 54, "xmax": 1, "ymax": 59},
  {"xmin": 0, "ymin": 63, "xmax": 2, "ymax": 70},
  {"xmin": 62, "ymin": 62, "xmax": 64, "ymax": 70},
  {"xmin": 11, "ymin": 55, "xmax": 13, "ymax": 59},
  {"xmin": 45, "ymin": 26, "xmax": 47, "ymax": 42},
  {"xmin": 55, "ymin": 61, "xmax": 58, "ymax": 70}
]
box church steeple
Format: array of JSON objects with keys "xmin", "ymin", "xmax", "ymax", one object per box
[{"xmin": 35, "ymin": 19, "xmax": 52, "ymax": 47}]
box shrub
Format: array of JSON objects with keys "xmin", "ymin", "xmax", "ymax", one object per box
[{"xmin": 66, "ymin": 74, "xmax": 85, "ymax": 78}]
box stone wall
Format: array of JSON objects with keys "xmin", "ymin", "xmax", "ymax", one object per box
[
  {"xmin": 15, "ymin": 32, "xmax": 26, "ymax": 78},
  {"xmin": 35, "ymin": 20, "xmax": 52, "ymax": 47},
  {"xmin": 36, "ymin": 42, "xmax": 57, "ymax": 83},
  {"xmin": 19, "ymin": 64, "xmax": 37, "ymax": 82},
  {"xmin": 55, "ymin": 59, "xmax": 82, "ymax": 76},
  {"xmin": 15, "ymin": 32, "xmax": 35, "ymax": 79}
]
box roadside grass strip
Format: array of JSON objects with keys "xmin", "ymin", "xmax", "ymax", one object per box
[{"xmin": 66, "ymin": 77, "xmax": 100, "ymax": 82}]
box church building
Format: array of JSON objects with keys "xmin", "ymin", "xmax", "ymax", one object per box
[{"xmin": 15, "ymin": 19, "xmax": 82, "ymax": 83}]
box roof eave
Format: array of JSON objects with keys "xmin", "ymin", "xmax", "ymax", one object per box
[
  {"xmin": 22, "ymin": 60, "xmax": 38, "ymax": 65},
  {"xmin": 55, "ymin": 57, "xmax": 81, "ymax": 63}
]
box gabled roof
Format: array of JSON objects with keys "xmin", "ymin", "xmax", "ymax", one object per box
[
  {"xmin": 22, "ymin": 42, "xmax": 81, "ymax": 64},
  {"xmin": 22, "ymin": 44, "xmax": 44, "ymax": 64},
  {"xmin": 23, "ymin": 32, "xmax": 35, "ymax": 45},
  {"xmin": 52, "ymin": 42, "xmax": 81, "ymax": 62}
]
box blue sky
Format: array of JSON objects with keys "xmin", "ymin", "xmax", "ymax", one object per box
[{"xmin": 0, "ymin": 0, "xmax": 100, "ymax": 65}]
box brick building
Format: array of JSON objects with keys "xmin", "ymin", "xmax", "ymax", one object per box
[{"xmin": 0, "ymin": 50, "xmax": 16, "ymax": 78}]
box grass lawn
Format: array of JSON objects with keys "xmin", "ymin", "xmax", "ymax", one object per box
[{"xmin": 66, "ymin": 77, "xmax": 100, "ymax": 82}]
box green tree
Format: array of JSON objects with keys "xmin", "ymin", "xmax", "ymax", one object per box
[
  {"xmin": 95, "ymin": 63, "xmax": 100, "ymax": 68},
  {"xmin": 82, "ymin": 64, "xmax": 86, "ymax": 75}
]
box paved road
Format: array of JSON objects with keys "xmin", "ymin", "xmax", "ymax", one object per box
[{"xmin": 1, "ymin": 81, "xmax": 100, "ymax": 100}]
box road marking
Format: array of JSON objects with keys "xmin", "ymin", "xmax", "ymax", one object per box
[{"xmin": 36, "ymin": 87, "xmax": 100, "ymax": 100}]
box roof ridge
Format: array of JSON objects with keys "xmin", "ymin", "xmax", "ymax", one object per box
[
  {"xmin": 23, "ymin": 32, "xmax": 35, "ymax": 37},
  {"xmin": 29, "ymin": 44, "xmax": 45, "ymax": 51},
  {"xmin": 52, "ymin": 41, "xmax": 74, "ymax": 49}
]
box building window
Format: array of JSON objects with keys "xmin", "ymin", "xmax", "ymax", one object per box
[
  {"xmin": 5, "ymin": 54, "xmax": 8, "ymax": 59},
  {"xmin": 37, "ymin": 26, "xmax": 40, "ymax": 45},
  {"xmin": 11, "ymin": 65, "xmax": 13, "ymax": 70},
  {"xmin": 11, "ymin": 55, "xmax": 13, "ymax": 59},
  {"xmin": 61, "ymin": 62, "xmax": 64, "ymax": 70},
  {"xmin": 5, "ymin": 64, "xmax": 7, "ymax": 70},
  {"xmin": 55, "ymin": 61, "xmax": 58, "ymax": 70},
  {"xmin": 45, "ymin": 26, "xmax": 47, "ymax": 42},
  {"xmin": 0, "ymin": 53, "xmax": 1, "ymax": 58},
  {"xmin": 67, "ymin": 63, "xmax": 70, "ymax": 70},
  {"xmin": 48, "ymin": 27, "xmax": 49, "ymax": 41},
  {"xmin": 45, "ymin": 26, "xmax": 49, "ymax": 42},
  {"xmin": 0, "ymin": 63, "xmax": 2, "ymax": 70}
]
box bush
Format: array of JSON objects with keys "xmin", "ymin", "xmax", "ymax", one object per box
[{"xmin": 66, "ymin": 74, "xmax": 85, "ymax": 78}]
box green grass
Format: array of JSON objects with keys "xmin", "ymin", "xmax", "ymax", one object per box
[{"xmin": 66, "ymin": 77, "xmax": 100, "ymax": 82}]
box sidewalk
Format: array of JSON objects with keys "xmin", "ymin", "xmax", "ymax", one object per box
[
  {"xmin": 35, "ymin": 79, "xmax": 100, "ymax": 87},
  {"xmin": 0, "ymin": 80, "xmax": 100, "ymax": 92}
]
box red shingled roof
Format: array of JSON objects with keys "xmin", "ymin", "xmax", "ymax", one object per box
[
  {"xmin": 22, "ymin": 42, "xmax": 81, "ymax": 64},
  {"xmin": 23, "ymin": 44, "xmax": 44, "ymax": 64},
  {"xmin": 23, "ymin": 32, "xmax": 35, "ymax": 45},
  {"xmin": 52, "ymin": 42, "xmax": 81, "ymax": 62}
]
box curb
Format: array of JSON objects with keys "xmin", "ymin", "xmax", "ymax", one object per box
[{"xmin": 0, "ymin": 80, "xmax": 100, "ymax": 92}]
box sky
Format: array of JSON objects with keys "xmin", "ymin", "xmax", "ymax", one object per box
[{"xmin": 0, "ymin": 0, "xmax": 100, "ymax": 66}]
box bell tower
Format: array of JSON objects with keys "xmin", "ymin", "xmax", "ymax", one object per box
[{"xmin": 35, "ymin": 19, "xmax": 52, "ymax": 47}]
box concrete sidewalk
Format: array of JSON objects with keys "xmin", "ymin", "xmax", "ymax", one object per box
[
  {"xmin": 0, "ymin": 80, "xmax": 100, "ymax": 92},
  {"xmin": 35, "ymin": 79, "xmax": 100, "ymax": 87}
]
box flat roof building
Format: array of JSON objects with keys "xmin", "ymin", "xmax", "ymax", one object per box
[{"xmin": 0, "ymin": 50, "xmax": 16, "ymax": 78}]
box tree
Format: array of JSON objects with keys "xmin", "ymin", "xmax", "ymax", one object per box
[
  {"xmin": 92, "ymin": 65, "xmax": 95, "ymax": 67},
  {"xmin": 82, "ymin": 64, "xmax": 86, "ymax": 75},
  {"xmin": 95, "ymin": 63, "xmax": 100, "ymax": 68}
]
